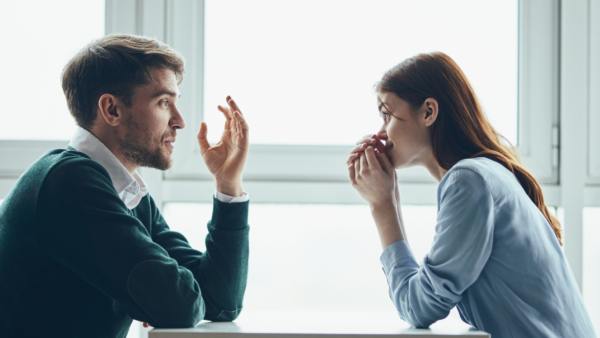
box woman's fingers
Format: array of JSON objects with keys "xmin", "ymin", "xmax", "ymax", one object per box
[
  {"xmin": 375, "ymin": 138, "xmax": 386, "ymax": 154},
  {"xmin": 350, "ymin": 143, "xmax": 368, "ymax": 154},
  {"xmin": 356, "ymin": 134, "xmax": 377, "ymax": 145},
  {"xmin": 348, "ymin": 158, "xmax": 356, "ymax": 183},
  {"xmin": 346, "ymin": 152, "xmax": 360, "ymax": 166},
  {"xmin": 376, "ymin": 152, "xmax": 394, "ymax": 174},
  {"xmin": 359, "ymin": 151, "xmax": 368, "ymax": 172},
  {"xmin": 348, "ymin": 135, "xmax": 381, "ymax": 182},
  {"xmin": 364, "ymin": 146, "xmax": 382, "ymax": 170}
]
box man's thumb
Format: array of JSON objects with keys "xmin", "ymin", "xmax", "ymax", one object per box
[{"xmin": 197, "ymin": 122, "xmax": 210, "ymax": 155}]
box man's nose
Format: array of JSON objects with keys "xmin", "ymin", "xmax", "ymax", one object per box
[{"xmin": 171, "ymin": 106, "xmax": 186, "ymax": 130}]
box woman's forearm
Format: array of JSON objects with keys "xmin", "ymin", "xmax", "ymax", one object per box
[
  {"xmin": 393, "ymin": 179, "xmax": 408, "ymax": 244},
  {"xmin": 396, "ymin": 204, "xmax": 408, "ymax": 245},
  {"xmin": 370, "ymin": 202, "xmax": 405, "ymax": 249}
]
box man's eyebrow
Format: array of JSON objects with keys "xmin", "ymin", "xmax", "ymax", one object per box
[{"xmin": 151, "ymin": 90, "xmax": 181, "ymax": 98}]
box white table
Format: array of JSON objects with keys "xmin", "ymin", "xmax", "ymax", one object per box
[{"xmin": 149, "ymin": 311, "xmax": 490, "ymax": 338}]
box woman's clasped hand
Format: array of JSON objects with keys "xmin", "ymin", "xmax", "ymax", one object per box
[{"xmin": 347, "ymin": 135, "xmax": 396, "ymax": 208}]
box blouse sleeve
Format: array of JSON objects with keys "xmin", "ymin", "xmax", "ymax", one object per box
[{"xmin": 380, "ymin": 168, "xmax": 495, "ymax": 328}]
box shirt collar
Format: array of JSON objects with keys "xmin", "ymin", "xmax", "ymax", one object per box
[{"xmin": 68, "ymin": 126, "xmax": 148, "ymax": 209}]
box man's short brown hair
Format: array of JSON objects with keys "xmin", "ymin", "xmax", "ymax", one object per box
[{"xmin": 61, "ymin": 34, "xmax": 185, "ymax": 130}]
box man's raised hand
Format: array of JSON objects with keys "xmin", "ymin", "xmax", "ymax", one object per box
[{"xmin": 197, "ymin": 96, "xmax": 249, "ymax": 197}]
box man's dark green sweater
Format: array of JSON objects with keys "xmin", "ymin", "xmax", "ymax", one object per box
[{"xmin": 0, "ymin": 148, "xmax": 249, "ymax": 337}]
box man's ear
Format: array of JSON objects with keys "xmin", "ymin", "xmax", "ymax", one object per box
[
  {"xmin": 98, "ymin": 94, "xmax": 123, "ymax": 127},
  {"xmin": 422, "ymin": 98, "xmax": 439, "ymax": 127}
]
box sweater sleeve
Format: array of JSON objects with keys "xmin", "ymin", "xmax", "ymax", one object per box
[
  {"xmin": 150, "ymin": 196, "xmax": 249, "ymax": 322},
  {"xmin": 35, "ymin": 158, "xmax": 204, "ymax": 328},
  {"xmin": 380, "ymin": 168, "xmax": 495, "ymax": 328}
]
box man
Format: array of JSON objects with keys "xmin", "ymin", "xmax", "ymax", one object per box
[{"xmin": 0, "ymin": 34, "xmax": 250, "ymax": 337}]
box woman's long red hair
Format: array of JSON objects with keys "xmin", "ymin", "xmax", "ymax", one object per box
[{"xmin": 377, "ymin": 52, "xmax": 562, "ymax": 245}]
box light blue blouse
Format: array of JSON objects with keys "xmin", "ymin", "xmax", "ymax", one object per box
[{"xmin": 381, "ymin": 158, "xmax": 596, "ymax": 338}]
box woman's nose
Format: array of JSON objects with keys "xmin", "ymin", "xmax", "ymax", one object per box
[{"xmin": 376, "ymin": 129, "xmax": 387, "ymax": 141}]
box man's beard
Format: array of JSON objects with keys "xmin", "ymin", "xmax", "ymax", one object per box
[{"xmin": 119, "ymin": 117, "xmax": 172, "ymax": 171}]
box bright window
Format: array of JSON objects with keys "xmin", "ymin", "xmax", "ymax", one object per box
[
  {"xmin": 163, "ymin": 203, "xmax": 438, "ymax": 312},
  {"xmin": 0, "ymin": 0, "xmax": 105, "ymax": 140},
  {"xmin": 204, "ymin": 0, "xmax": 518, "ymax": 146}
]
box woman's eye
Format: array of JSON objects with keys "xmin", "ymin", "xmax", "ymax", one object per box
[{"xmin": 381, "ymin": 112, "xmax": 390, "ymax": 121}]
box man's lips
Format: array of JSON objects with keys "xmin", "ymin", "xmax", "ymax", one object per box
[{"xmin": 165, "ymin": 140, "xmax": 175, "ymax": 150}]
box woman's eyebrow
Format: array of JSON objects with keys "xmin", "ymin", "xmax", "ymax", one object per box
[{"xmin": 378, "ymin": 101, "xmax": 390, "ymax": 112}]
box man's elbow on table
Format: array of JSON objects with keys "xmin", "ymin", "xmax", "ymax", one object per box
[
  {"xmin": 128, "ymin": 260, "xmax": 206, "ymax": 328},
  {"xmin": 148, "ymin": 300, "xmax": 205, "ymax": 328}
]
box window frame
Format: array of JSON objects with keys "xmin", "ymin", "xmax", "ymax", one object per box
[
  {"xmin": 161, "ymin": 0, "xmax": 562, "ymax": 205},
  {"xmin": 0, "ymin": 0, "xmax": 562, "ymax": 204}
]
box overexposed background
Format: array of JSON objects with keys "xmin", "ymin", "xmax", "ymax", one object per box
[
  {"xmin": 0, "ymin": 0, "xmax": 104, "ymax": 140},
  {"xmin": 204, "ymin": 0, "xmax": 518, "ymax": 146}
]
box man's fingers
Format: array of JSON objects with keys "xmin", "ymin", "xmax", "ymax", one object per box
[
  {"xmin": 197, "ymin": 122, "xmax": 211, "ymax": 156},
  {"xmin": 234, "ymin": 111, "xmax": 249, "ymax": 129},
  {"xmin": 365, "ymin": 146, "xmax": 382, "ymax": 170},
  {"xmin": 227, "ymin": 96, "xmax": 242, "ymax": 116},
  {"xmin": 218, "ymin": 105, "xmax": 233, "ymax": 121},
  {"xmin": 233, "ymin": 111, "xmax": 249, "ymax": 139}
]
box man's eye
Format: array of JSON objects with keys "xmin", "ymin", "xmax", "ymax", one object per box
[{"xmin": 160, "ymin": 100, "xmax": 169, "ymax": 107}]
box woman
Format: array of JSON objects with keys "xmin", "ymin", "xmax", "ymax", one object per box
[{"xmin": 347, "ymin": 52, "xmax": 595, "ymax": 337}]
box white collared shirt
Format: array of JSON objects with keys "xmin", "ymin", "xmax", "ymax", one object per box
[{"xmin": 68, "ymin": 127, "xmax": 248, "ymax": 209}]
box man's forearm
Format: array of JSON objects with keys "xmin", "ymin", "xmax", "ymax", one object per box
[
  {"xmin": 200, "ymin": 198, "xmax": 249, "ymax": 321},
  {"xmin": 216, "ymin": 178, "xmax": 243, "ymax": 197}
]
